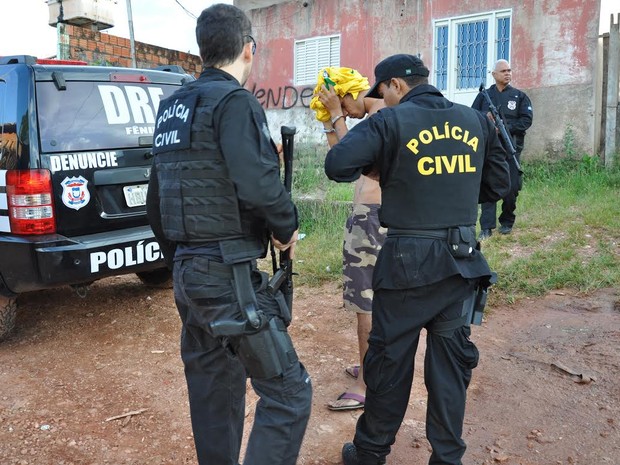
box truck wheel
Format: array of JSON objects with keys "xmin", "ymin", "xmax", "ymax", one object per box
[
  {"xmin": 0, "ymin": 296, "xmax": 17, "ymax": 342},
  {"xmin": 136, "ymin": 268, "xmax": 173, "ymax": 289}
]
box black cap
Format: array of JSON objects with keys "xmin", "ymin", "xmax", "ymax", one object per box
[{"xmin": 367, "ymin": 54, "xmax": 430, "ymax": 98}]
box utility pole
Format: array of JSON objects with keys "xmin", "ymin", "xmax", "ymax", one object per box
[
  {"xmin": 54, "ymin": 0, "xmax": 70, "ymax": 60},
  {"xmin": 126, "ymin": 0, "xmax": 137, "ymax": 67}
]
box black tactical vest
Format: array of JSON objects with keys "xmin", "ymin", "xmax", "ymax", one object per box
[
  {"xmin": 152, "ymin": 80, "xmax": 268, "ymax": 262},
  {"xmin": 379, "ymin": 101, "xmax": 485, "ymax": 229}
]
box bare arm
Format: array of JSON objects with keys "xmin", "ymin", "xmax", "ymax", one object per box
[
  {"xmin": 316, "ymin": 85, "xmax": 347, "ymax": 147},
  {"xmin": 317, "ymin": 86, "xmax": 385, "ymax": 147}
]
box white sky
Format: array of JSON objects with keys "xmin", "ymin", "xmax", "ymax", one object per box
[
  {"xmin": 0, "ymin": 0, "xmax": 232, "ymax": 59},
  {"xmin": 0, "ymin": 0, "xmax": 617, "ymax": 59},
  {"xmin": 599, "ymin": 0, "xmax": 618, "ymax": 33}
]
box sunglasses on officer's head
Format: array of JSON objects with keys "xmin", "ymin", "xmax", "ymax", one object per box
[{"xmin": 244, "ymin": 35, "xmax": 256, "ymax": 55}]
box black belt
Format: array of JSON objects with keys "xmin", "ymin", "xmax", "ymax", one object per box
[
  {"xmin": 387, "ymin": 228, "xmax": 449, "ymax": 239},
  {"xmin": 182, "ymin": 256, "xmax": 234, "ymax": 278}
]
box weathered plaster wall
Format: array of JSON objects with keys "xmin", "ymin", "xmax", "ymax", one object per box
[
  {"xmin": 58, "ymin": 1, "xmax": 604, "ymax": 157},
  {"xmin": 245, "ymin": 0, "xmax": 602, "ymax": 157}
]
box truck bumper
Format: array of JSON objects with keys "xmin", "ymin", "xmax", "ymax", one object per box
[{"xmin": 0, "ymin": 226, "xmax": 166, "ymax": 295}]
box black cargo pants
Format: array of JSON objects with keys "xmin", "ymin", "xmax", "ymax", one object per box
[
  {"xmin": 353, "ymin": 275, "xmax": 479, "ymax": 465},
  {"xmin": 173, "ymin": 257, "xmax": 312, "ymax": 465},
  {"xmin": 480, "ymin": 148, "xmax": 522, "ymax": 230}
]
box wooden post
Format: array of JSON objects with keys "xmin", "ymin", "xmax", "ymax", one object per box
[{"xmin": 605, "ymin": 14, "xmax": 619, "ymax": 168}]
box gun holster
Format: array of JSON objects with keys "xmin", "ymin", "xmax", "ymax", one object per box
[
  {"xmin": 469, "ymin": 272, "xmax": 497, "ymax": 325},
  {"xmin": 469, "ymin": 286, "xmax": 486, "ymax": 326},
  {"xmin": 427, "ymin": 273, "xmax": 497, "ymax": 337},
  {"xmin": 208, "ymin": 262, "xmax": 297, "ymax": 379},
  {"xmin": 236, "ymin": 317, "xmax": 299, "ymax": 379}
]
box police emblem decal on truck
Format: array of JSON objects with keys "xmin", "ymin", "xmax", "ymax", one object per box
[{"xmin": 61, "ymin": 176, "xmax": 91, "ymax": 210}]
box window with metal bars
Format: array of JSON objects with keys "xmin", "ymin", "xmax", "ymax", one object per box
[
  {"xmin": 497, "ymin": 17, "xmax": 511, "ymax": 60},
  {"xmin": 435, "ymin": 25, "xmax": 449, "ymax": 91},
  {"xmin": 294, "ymin": 35, "xmax": 340, "ymax": 86},
  {"xmin": 457, "ymin": 20, "xmax": 488, "ymax": 89},
  {"xmin": 434, "ymin": 11, "xmax": 511, "ymax": 92}
]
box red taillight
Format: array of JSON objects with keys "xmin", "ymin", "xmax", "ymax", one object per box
[{"xmin": 6, "ymin": 170, "xmax": 56, "ymax": 235}]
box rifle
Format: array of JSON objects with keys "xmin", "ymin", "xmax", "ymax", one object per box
[
  {"xmin": 210, "ymin": 125, "xmax": 297, "ymax": 337},
  {"xmin": 267, "ymin": 125, "xmax": 297, "ymax": 319},
  {"xmin": 478, "ymin": 83, "xmax": 522, "ymax": 173}
]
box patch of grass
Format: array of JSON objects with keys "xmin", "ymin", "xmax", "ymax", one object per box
[
  {"xmin": 292, "ymin": 144, "xmax": 329, "ymax": 196},
  {"xmin": 292, "ymin": 143, "xmax": 354, "ymax": 201},
  {"xmin": 294, "ymin": 199, "xmax": 351, "ymax": 287},
  {"xmin": 283, "ymin": 148, "xmax": 620, "ymax": 306},
  {"xmin": 325, "ymin": 183, "xmax": 354, "ymax": 202},
  {"xmin": 481, "ymin": 157, "xmax": 620, "ymax": 303},
  {"xmin": 283, "ymin": 143, "xmax": 353, "ymax": 287}
]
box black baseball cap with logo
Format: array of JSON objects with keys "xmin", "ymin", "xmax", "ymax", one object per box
[{"xmin": 366, "ymin": 54, "xmax": 430, "ymax": 98}]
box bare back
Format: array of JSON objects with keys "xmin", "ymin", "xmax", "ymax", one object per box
[{"xmin": 354, "ymin": 97, "xmax": 384, "ymax": 205}]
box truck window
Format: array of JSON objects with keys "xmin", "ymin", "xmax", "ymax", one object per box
[{"xmin": 37, "ymin": 81, "xmax": 179, "ymax": 153}]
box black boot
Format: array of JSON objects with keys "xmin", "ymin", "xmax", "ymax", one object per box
[
  {"xmin": 342, "ymin": 442, "xmax": 386, "ymax": 465},
  {"xmin": 342, "ymin": 442, "xmax": 359, "ymax": 465}
]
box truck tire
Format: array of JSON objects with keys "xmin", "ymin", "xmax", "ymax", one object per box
[
  {"xmin": 136, "ymin": 268, "xmax": 173, "ymax": 289},
  {"xmin": 0, "ymin": 296, "xmax": 17, "ymax": 342}
]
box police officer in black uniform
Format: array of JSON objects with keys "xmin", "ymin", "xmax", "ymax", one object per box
[
  {"xmin": 472, "ymin": 59, "xmax": 533, "ymax": 239},
  {"xmin": 146, "ymin": 5, "xmax": 312, "ymax": 465},
  {"xmin": 324, "ymin": 54, "xmax": 510, "ymax": 465}
]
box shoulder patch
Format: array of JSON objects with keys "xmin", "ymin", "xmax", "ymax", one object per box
[{"xmin": 152, "ymin": 93, "xmax": 198, "ymax": 155}]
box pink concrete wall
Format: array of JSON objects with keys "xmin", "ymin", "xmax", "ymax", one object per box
[
  {"xmin": 422, "ymin": 0, "xmax": 597, "ymax": 88},
  {"xmin": 243, "ymin": 0, "xmax": 602, "ymax": 154},
  {"xmin": 246, "ymin": 0, "xmax": 599, "ymax": 105},
  {"xmin": 247, "ymin": 0, "xmax": 379, "ymax": 109}
]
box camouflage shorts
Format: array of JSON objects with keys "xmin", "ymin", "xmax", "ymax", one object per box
[{"xmin": 343, "ymin": 204, "xmax": 386, "ymax": 314}]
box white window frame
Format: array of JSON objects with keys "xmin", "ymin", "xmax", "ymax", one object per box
[
  {"xmin": 294, "ymin": 34, "xmax": 341, "ymax": 86},
  {"xmin": 433, "ymin": 9, "xmax": 512, "ymax": 104}
]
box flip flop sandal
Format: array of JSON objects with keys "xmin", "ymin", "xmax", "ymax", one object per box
[
  {"xmin": 327, "ymin": 391, "xmax": 365, "ymax": 411},
  {"xmin": 345, "ymin": 365, "xmax": 360, "ymax": 379}
]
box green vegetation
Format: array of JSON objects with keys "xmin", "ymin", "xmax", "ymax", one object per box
[
  {"xmin": 273, "ymin": 145, "xmax": 620, "ymax": 307},
  {"xmin": 278, "ymin": 143, "xmax": 354, "ymax": 286},
  {"xmin": 481, "ymin": 155, "xmax": 620, "ymax": 305},
  {"xmin": 294, "ymin": 199, "xmax": 352, "ymax": 286}
]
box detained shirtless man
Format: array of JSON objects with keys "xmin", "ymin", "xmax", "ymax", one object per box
[{"xmin": 311, "ymin": 67, "xmax": 385, "ymax": 411}]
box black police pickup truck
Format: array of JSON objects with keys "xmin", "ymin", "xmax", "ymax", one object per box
[{"xmin": 0, "ymin": 55, "xmax": 194, "ymax": 340}]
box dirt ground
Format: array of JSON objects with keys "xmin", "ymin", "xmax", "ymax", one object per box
[{"xmin": 0, "ymin": 275, "xmax": 618, "ymax": 465}]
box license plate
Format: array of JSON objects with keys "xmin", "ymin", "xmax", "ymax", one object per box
[{"xmin": 123, "ymin": 184, "xmax": 148, "ymax": 208}]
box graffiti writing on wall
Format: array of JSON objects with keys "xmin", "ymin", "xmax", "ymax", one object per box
[{"xmin": 248, "ymin": 83, "xmax": 315, "ymax": 110}]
